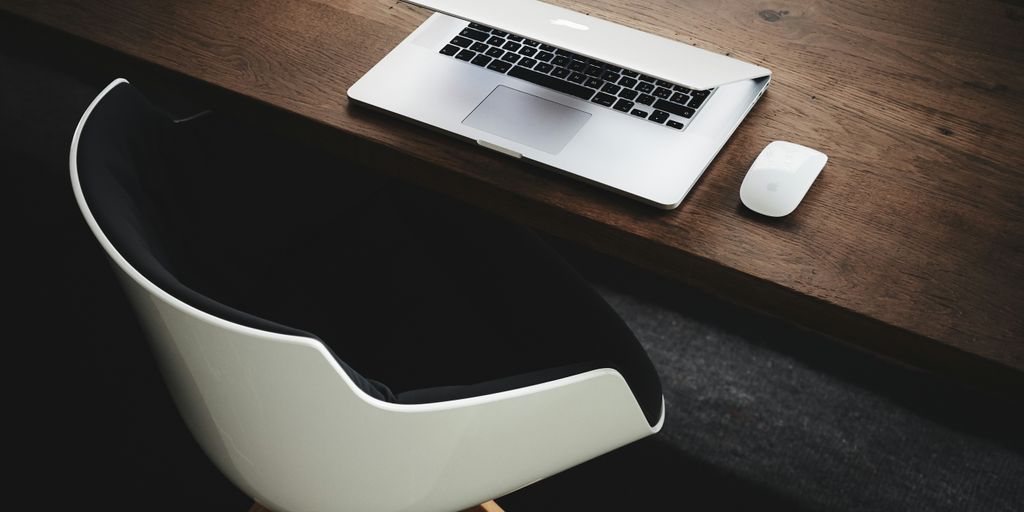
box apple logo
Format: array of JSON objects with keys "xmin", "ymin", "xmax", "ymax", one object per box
[
  {"xmin": 767, "ymin": 182, "xmax": 779, "ymax": 192},
  {"xmin": 550, "ymin": 18, "xmax": 589, "ymax": 30}
]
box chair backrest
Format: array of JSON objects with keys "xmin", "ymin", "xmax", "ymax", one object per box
[{"xmin": 71, "ymin": 79, "xmax": 659, "ymax": 512}]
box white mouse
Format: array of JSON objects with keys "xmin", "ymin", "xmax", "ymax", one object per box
[{"xmin": 740, "ymin": 141, "xmax": 827, "ymax": 217}]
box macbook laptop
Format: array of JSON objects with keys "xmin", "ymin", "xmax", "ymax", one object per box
[{"xmin": 349, "ymin": 0, "xmax": 771, "ymax": 209}]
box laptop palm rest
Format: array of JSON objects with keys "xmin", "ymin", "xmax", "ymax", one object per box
[{"xmin": 463, "ymin": 85, "xmax": 591, "ymax": 155}]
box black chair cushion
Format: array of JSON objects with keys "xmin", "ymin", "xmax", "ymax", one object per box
[{"xmin": 76, "ymin": 82, "xmax": 663, "ymax": 425}]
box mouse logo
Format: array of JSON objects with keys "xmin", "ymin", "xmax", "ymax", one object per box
[
  {"xmin": 767, "ymin": 182, "xmax": 780, "ymax": 192},
  {"xmin": 550, "ymin": 18, "xmax": 589, "ymax": 30}
]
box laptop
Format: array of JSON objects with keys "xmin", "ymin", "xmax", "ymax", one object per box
[{"xmin": 348, "ymin": 0, "xmax": 771, "ymax": 209}]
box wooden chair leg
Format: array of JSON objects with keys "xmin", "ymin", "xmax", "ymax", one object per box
[
  {"xmin": 250, "ymin": 499, "xmax": 504, "ymax": 512},
  {"xmin": 468, "ymin": 501, "xmax": 505, "ymax": 512}
]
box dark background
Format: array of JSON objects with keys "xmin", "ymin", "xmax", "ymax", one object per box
[{"xmin": 3, "ymin": 12, "xmax": 1021, "ymax": 512}]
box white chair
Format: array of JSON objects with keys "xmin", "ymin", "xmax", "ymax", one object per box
[{"xmin": 71, "ymin": 78, "xmax": 663, "ymax": 512}]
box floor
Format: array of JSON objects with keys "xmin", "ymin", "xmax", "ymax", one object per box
[
  {"xmin": 3, "ymin": 14, "xmax": 1021, "ymax": 512},
  {"xmin": 501, "ymin": 246, "xmax": 1024, "ymax": 510}
]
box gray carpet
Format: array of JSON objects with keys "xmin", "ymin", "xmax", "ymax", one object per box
[
  {"xmin": 602, "ymin": 282, "xmax": 1021, "ymax": 510},
  {"xmin": 4, "ymin": 12, "xmax": 1022, "ymax": 511},
  {"xmin": 496, "ymin": 249, "xmax": 1024, "ymax": 510}
]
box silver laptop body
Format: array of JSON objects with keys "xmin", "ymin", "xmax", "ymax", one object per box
[{"xmin": 349, "ymin": 0, "xmax": 771, "ymax": 209}]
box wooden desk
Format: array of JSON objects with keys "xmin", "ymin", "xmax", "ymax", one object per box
[{"xmin": 3, "ymin": 0, "xmax": 1021, "ymax": 390}]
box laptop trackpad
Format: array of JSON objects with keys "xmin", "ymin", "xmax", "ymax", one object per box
[{"xmin": 463, "ymin": 85, "xmax": 591, "ymax": 155}]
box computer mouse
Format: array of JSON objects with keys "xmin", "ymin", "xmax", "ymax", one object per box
[{"xmin": 740, "ymin": 141, "xmax": 827, "ymax": 217}]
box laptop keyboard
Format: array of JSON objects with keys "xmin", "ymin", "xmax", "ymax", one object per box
[{"xmin": 439, "ymin": 22, "xmax": 714, "ymax": 130}]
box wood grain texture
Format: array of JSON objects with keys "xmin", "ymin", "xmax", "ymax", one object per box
[{"xmin": 3, "ymin": 0, "xmax": 1021, "ymax": 389}]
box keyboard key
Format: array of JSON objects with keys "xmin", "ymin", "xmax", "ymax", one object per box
[
  {"xmin": 471, "ymin": 54, "xmax": 492, "ymax": 67},
  {"xmin": 568, "ymin": 60, "xmax": 586, "ymax": 71},
  {"xmin": 585, "ymin": 76, "xmax": 603, "ymax": 89},
  {"xmin": 551, "ymin": 67, "xmax": 570, "ymax": 78},
  {"xmin": 540, "ymin": 44, "xmax": 556, "ymax": 52},
  {"xmin": 519, "ymin": 46, "xmax": 537, "ymax": 57},
  {"xmin": 653, "ymin": 87, "xmax": 672, "ymax": 99},
  {"xmin": 507, "ymin": 34, "xmax": 523, "ymax": 42},
  {"xmin": 602, "ymin": 70, "xmax": 620, "ymax": 82},
  {"xmin": 487, "ymin": 60, "xmax": 511, "ymax": 73},
  {"xmin": 636, "ymin": 82, "xmax": 654, "ymax": 93},
  {"xmin": 501, "ymin": 52, "xmax": 521, "ymax": 63},
  {"xmin": 688, "ymin": 95, "xmax": 707, "ymax": 108},
  {"xmin": 670, "ymin": 92, "xmax": 689, "ymax": 104},
  {"xmin": 667, "ymin": 120, "xmax": 685, "ymax": 129},
  {"xmin": 568, "ymin": 71, "xmax": 586, "ymax": 84},
  {"xmin": 601, "ymin": 82, "xmax": 621, "ymax": 94},
  {"xmin": 631, "ymin": 109, "xmax": 648, "ymax": 118},
  {"xmin": 469, "ymin": 22, "xmax": 491, "ymax": 31},
  {"xmin": 637, "ymin": 93, "xmax": 655, "ymax": 105},
  {"xmin": 491, "ymin": 29, "xmax": 508, "ymax": 37},
  {"xmin": 654, "ymin": 99, "xmax": 696, "ymax": 118},
  {"xmin": 618, "ymin": 88, "xmax": 638, "ymax": 100},
  {"xmin": 691, "ymin": 89, "xmax": 710, "ymax": 98},
  {"xmin": 536, "ymin": 51, "xmax": 554, "ymax": 62},
  {"xmin": 503, "ymin": 41, "xmax": 521, "ymax": 52},
  {"xmin": 508, "ymin": 65, "xmax": 595, "ymax": 100},
  {"xmin": 649, "ymin": 110, "xmax": 669, "ymax": 123},
  {"xmin": 621, "ymin": 69, "xmax": 638, "ymax": 78},
  {"xmin": 613, "ymin": 98, "xmax": 634, "ymax": 112},
  {"xmin": 440, "ymin": 44, "xmax": 459, "ymax": 56},
  {"xmin": 534, "ymin": 62, "xmax": 554, "ymax": 73},
  {"xmin": 451, "ymin": 36, "xmax": 472, "ymax": 48},
  {"xmin": 639, "ymin": 74, "xmax": 655, "ymax": 82},
  {"xmin": 554, "ymin": 48, "xmax": 573, "ymax": 56},
  {"xmin": 655, "ymin": 79, "xmax": 673, "ymax": 88},
  {"xmin": 486, "ymin": 47, "xmax": 504, "ymax": 58},
  {"xmin": 471, "ymin": 42, "xmax": 488, "ymax": 53},
  {"xmin": 618, "ymin": 76, "xmax": 637, "ymax": 88},
  {"xmin": 519, "ymin": 57, "xmax": 538, "ymax": 68},
  {"xmin": 586, "ymin": 64, "xmax": 603, "ymax": 77},
  {"xmin": 460, "ymin": 28, "xmax": 490, "ymax": 42},
  {"xmin": 552, "ymin": 55, "xmax": 570, "ymax": 66},
  {"xmin": 673, "ymin": 85, "xmax": 692, "ymax": 94},
  {"xmin": 606, "ymin": 65, "xmax": 622, "ymax": 73},
  {"xmin": 487, "ymin": 36, "xmax": 505, "ymax": 46},
  {"xmin": 523, "ymin": 39, "xmax": 540, "ymax": 47},
  {"xmin": 455, "ymin": 49, "xmax": 475, "ymax": 61},
  {"xmin": 592, "ymin": 92, "xmax": 616, "ymax": 107}
]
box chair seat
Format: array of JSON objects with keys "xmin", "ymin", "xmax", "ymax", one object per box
[
  {"xmin": 76, "ymin": 80, "xmax": 662, "ymax": 425},
  {"xmin": 73, "ymin": 79, "xmax": 664, "ymax": 512},
  {"xmin": 240, "ymin": 182, "xmax": 663, "ymax": 425}
]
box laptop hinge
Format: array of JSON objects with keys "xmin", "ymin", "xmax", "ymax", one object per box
[{"xmin": 405, "ymin": 0, "xmax": 772, "ymax": 90}]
